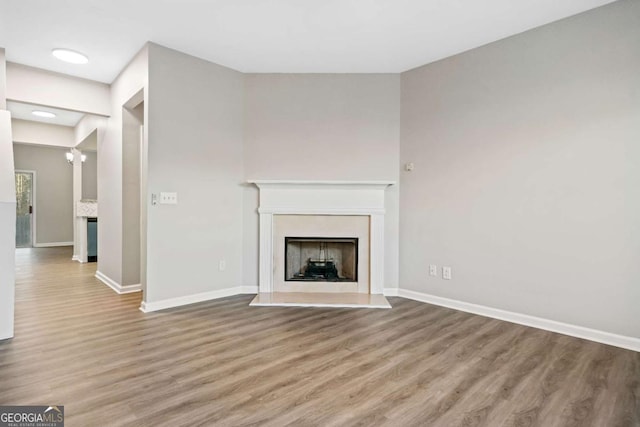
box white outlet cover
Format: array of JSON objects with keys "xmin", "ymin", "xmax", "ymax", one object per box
[
  {"xmin": 429, "ymin": 265, "xmax": 437, "ymax": 276},
  {"xmin": 443, "ymin": 266, "xmax": 452, "ymax": 280}
]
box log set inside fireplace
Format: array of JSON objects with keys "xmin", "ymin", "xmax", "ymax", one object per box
[{"xmin": 285, "ymin": 237, "xmax": 358, "ymax": 282}]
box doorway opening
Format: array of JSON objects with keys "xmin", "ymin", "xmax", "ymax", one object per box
[{"xmin": 122, "ymin": 90, "xmax": 145, "ymax": 296}]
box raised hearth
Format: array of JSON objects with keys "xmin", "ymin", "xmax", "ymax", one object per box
[{"xmin": 250, "ymin": 292, "xmax": 391, "ymax": 309}]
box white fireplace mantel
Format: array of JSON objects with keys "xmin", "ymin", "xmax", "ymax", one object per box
[{"xmin": 249, "ymin": 180, "xmax": 394, "ymax": 295}]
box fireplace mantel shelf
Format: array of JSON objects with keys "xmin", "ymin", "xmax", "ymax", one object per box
[{"xmin": 249, "ymin": 180, "xmax": 395, "ymax": 186}]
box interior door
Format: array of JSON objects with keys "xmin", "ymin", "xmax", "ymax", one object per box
[{"xmin": 15, "ymin": 171, "xmax": 34, "ymax": 248}]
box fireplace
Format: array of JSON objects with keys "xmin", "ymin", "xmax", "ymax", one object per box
[
  {"xmin": 248, "ymin": 180, "xmax": 394, "ymax": 306},
  {"xmin": 285, "ymin": 237, "xmax": 358, "ymax": 282}
]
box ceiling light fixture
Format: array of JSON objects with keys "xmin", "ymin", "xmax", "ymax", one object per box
[
  {"xmin": 52, "ymin": 48, "xmax": 89, "ymax": 64},
  {"xmin": 32, "ymin": 110, "xmax": 56, "ymax": 118}
]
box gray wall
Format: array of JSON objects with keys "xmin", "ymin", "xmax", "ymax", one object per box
[
  {"xmin": 400, "ymin": 0, "xmax": 640, "ymax": 338},
  {"xmin": 81, "ymin": 151, "xmax": 97, "ymax": 200},
  {"xmin": 13, "ymin": 143, "xmax": 73, "ymax": 245},
  {"xmin": 145, "ymin": 43, "xmax": 245, "ymax": 303},
  {"xmin": 243, "ymin": 74, "xmax": 401, "ymax": 288}
]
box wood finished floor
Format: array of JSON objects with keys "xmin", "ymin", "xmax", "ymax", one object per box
[{"xmin": 1, "ymin": 247, "xmax": 638, "ymax": 426}]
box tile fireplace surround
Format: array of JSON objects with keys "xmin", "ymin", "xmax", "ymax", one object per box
[{"xmin": 248, "ymin": 180, "xmax": 394, "ymax": 308}]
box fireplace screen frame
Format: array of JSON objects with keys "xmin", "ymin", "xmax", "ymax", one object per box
[{"xmin": 284, "ymin": 236, "xmax": 359, "ymax": 283}]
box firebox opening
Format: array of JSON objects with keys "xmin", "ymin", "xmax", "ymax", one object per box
[{"xmin": 285, "ymin": 237, "xmax": 358, "ymax": 282}]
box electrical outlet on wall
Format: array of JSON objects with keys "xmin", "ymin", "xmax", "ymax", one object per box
[
  {"xmin": 429, "ymin": 265, "xmax": 437, "ymax": 276},
  {"xmin": 442, "ymin": 266, "xmax": 452, "ymax": 280},
  {"xmin": 219, "ymin": 260, "xmax": 226, "ymax": 271}
]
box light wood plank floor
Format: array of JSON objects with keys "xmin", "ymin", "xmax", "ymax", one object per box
[{"xmin": 1, "ymin": 247, "xmax": 638, "ymax": 426}]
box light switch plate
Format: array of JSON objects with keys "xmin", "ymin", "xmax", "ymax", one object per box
[{"xmin": 160, "ymin": 192, "xmax": 178, "ymax": 204}]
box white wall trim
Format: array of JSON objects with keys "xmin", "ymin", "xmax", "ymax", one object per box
[
  {"xmin": 398, "ymin": 289, "xmax": 640, "ymax": 353},
  {"xmin": 383, "ymin": 287, "xmax": 399, "ymax": 297},
  {"xmin": 241, "ymin": 285, "xmax": 259, "ymax": 294},
  {"xmin": 95, "ymin": 270, "xmax": 141, "ymax": 294},
  {"xmin": 71, "ymin": 254, "xmax": 80, "ymax": 262},
  {"xmin": 34, "ymin": 241, "xmax": 73, "ymax": 247},
  {"xmin": 140, "ymin": 285, "xmax": 258, "ymax": 313}
]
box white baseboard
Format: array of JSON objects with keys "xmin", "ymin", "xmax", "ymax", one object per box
[
  {"xmin": 34, "ymin": 241, "xmax": 73, "ymax": 248},
  {"xmin": 398, "ymin": 289, "xmax": 640, "ymax": 353},
  {"xmin": 95, "ymin": 271, "xmax": 142, "ymax": 294},
  {"xmin": 140, "ymin": 285, "xmax": 258, "ymax": 313},
  {"xmin": 72, "ymin": 255, "xmax": 80, "ymax": 262},
  {"xmin": 383, "ymin": 288, "xmax": 399, "ymax": 297}
]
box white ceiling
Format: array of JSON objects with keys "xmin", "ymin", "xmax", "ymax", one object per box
[
  {"xmin": 0, "ymin": 0, "xmax": 615, "ymax": 83},
  {"xmin": 7, "ymin": 101, "xmax": 84, "ymax": 127}
]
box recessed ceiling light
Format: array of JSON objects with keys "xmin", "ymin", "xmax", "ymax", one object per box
[
  {"xmin": 32, "ymin": 110, "xmax": 56, "ymax": 118},
  {"xmin": 52, "ymin": 48, "xmax": 89, "ymax": 64}
]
